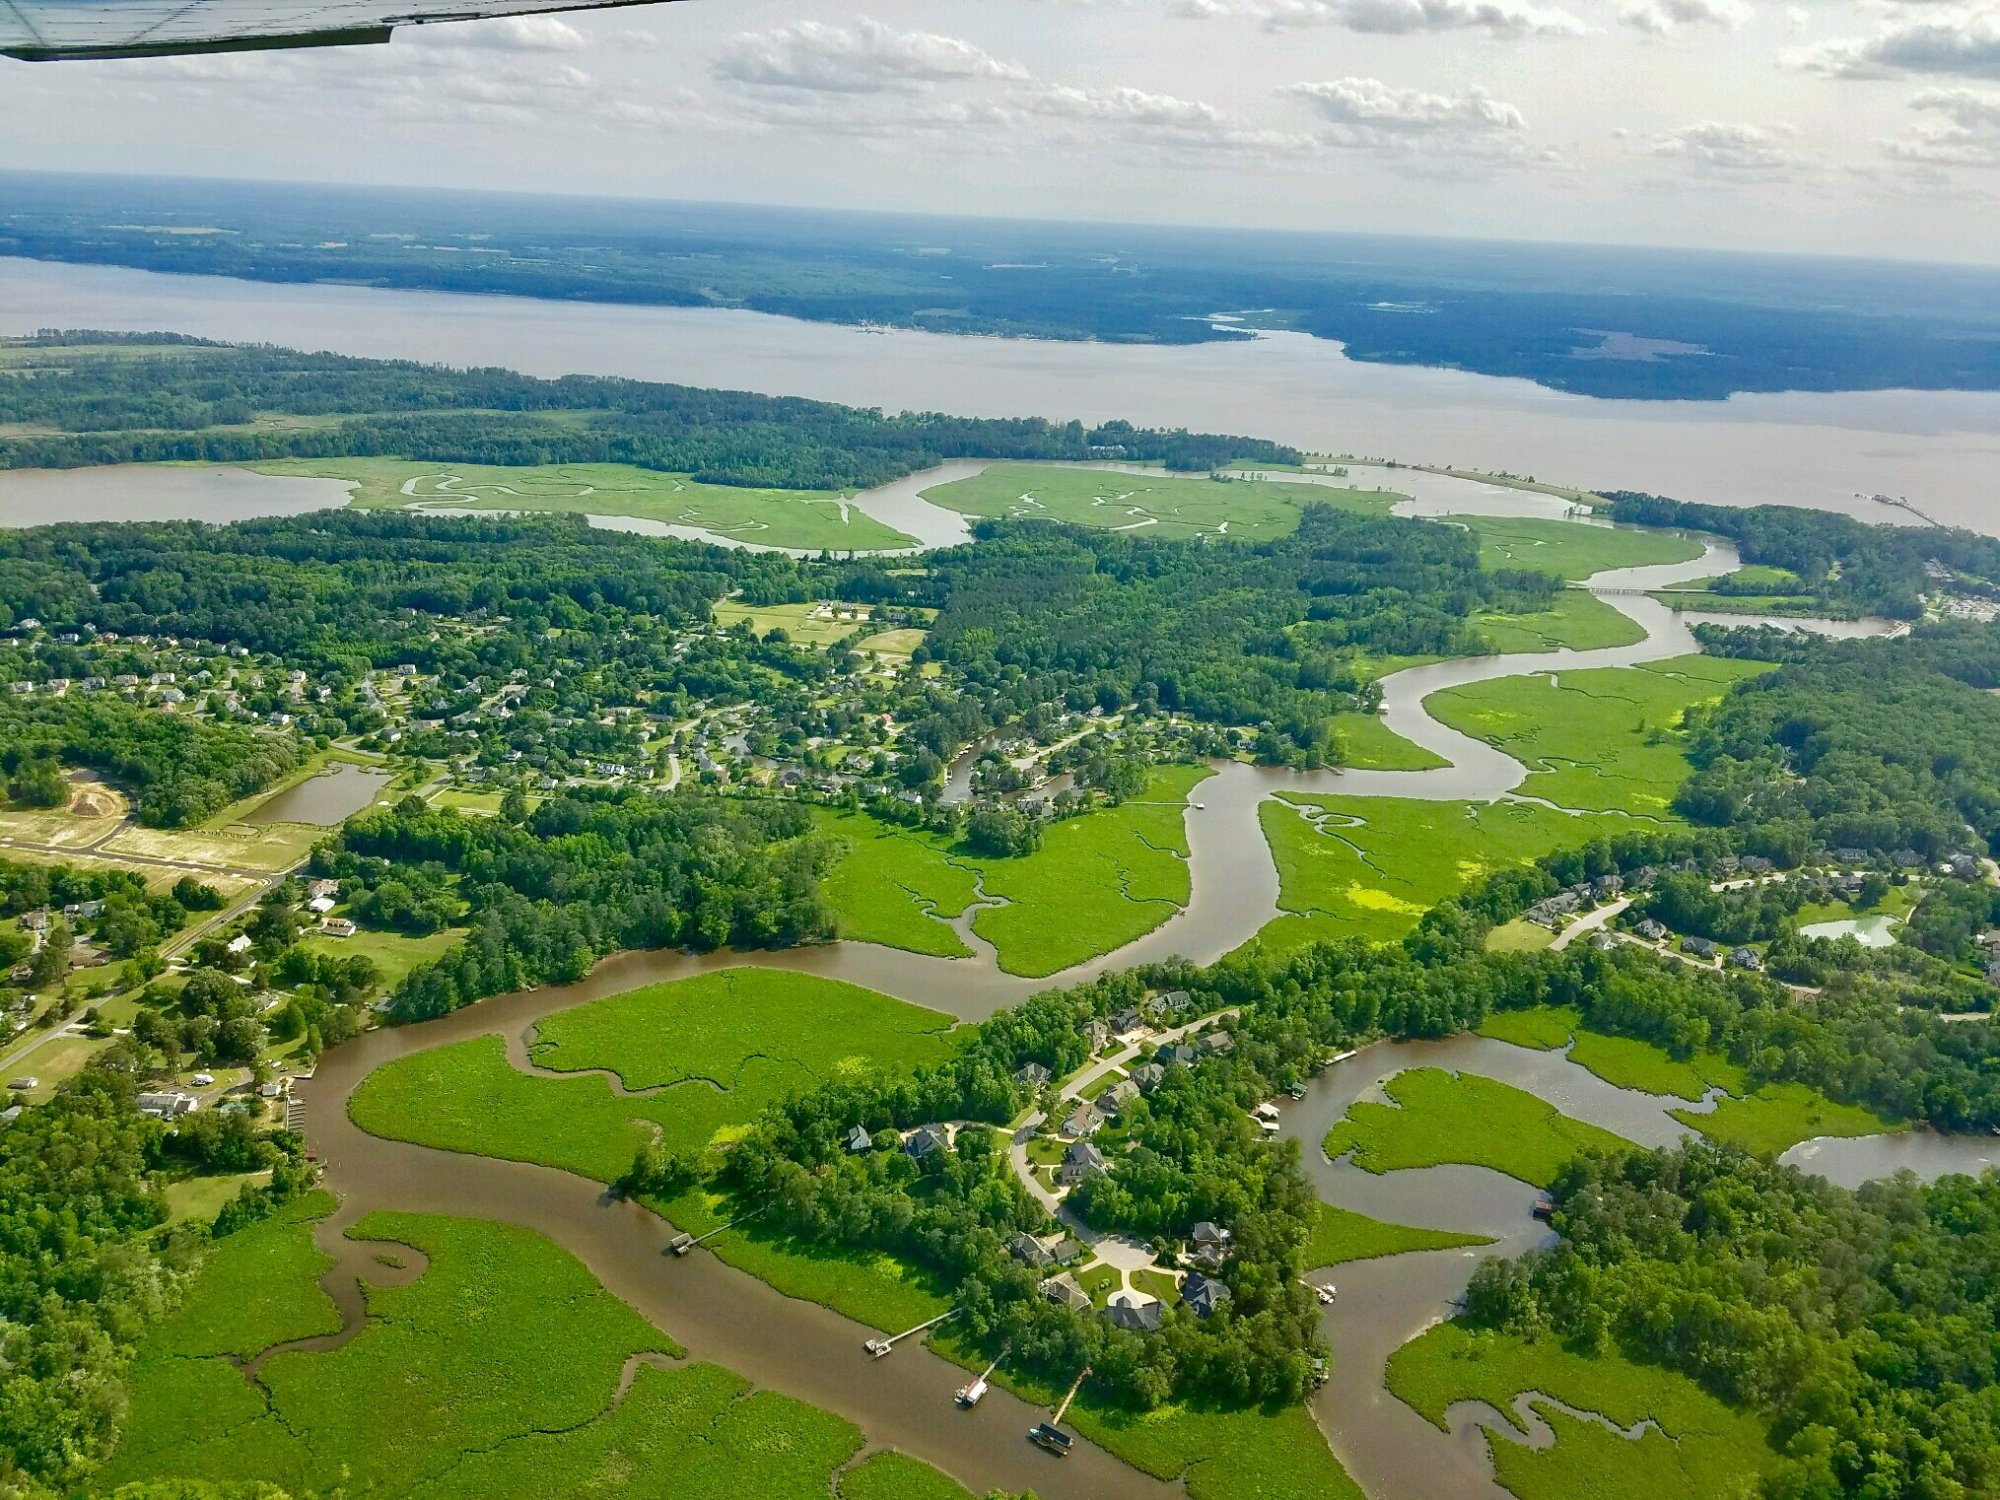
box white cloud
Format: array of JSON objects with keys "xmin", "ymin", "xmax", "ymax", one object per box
[
  {"xmin": 1621, "ymin": 0, "xmax": 1752, "ymax": 35},
  {"xmin": 1022, "ymin": 84, "xmax": 1222, "ymax": 126},
  {"xmin": 712, "ymin": 18, "xmax": 1028, "ymax": 94},
  {"xmin": 1286, "ymin": 76, "xmax": 1527, "ymax": 131},
  {"xmin": 1798, "ymin": 10, "xmax": 2000, "ymax": 80},
  {"xmin": 413, "ymin": 15, "xmax": 588, "ymax": 53},
  {"xmin": 1272, "ymin": 0, "xmax": 1587, "ymax": 32},
  {"xmin": 1651, "ymin": 119, "xmax": 1803, "ymax": 172},
  {"xmin": 1786, "ymin": 5, "xmax": 1810, "ymax": 30},
  {"xmin": 1881, "ymin": 85, "xmax": 2000, "ymax": 164}
]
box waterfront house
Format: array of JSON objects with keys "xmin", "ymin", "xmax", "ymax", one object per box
[{"xmin": 1182, "ymin": 1272, "xmax": 1232, "ymax": 1319}]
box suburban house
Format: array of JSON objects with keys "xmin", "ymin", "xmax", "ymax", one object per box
[
  {"xmin": 1015, "ymin": 1061, "xmax": 1053, "ymax": 1090},
  {"xmin": 1729, "ymin": 947, "xmax": 1764, "ymax": 971},
  {"xmin": 1111, "ymin": 1007, "xmax": 1145, "ymax": 1035},
  {"xmin": 903, "ymin": 1124, "xmax": 952, "ymax": 1163},
  {"xmin": 845, "ymin": 1124, "xmax": 874, "ymax": 1154},
  {"xmin": 1040, "ymin": 1274, "xmax": 1092, "ymax": 1313},
  {"xmin": 1188, "ymin": 1220, "xmax": 1233, "ymax": 1267},
  {"xmin": 321, "ymin": 918, "xmax": 357, "ymax": 938},
  {"xmin": 1198, "ymin": 1030, "xmax": 1234, "ymax": 1057},
  {"xmin": 1099, "ymin": 1078, "xmax": 1141, "ymax": 1116},
  {"xmin": 1062, "ymin": 1100, "xmax": 1108, "ymax": 1138},
  {"xmin": 1059, "ymin": 1140, "xmax": 1106, "ymax": 1185},
  {"xmin": 137, "ymin": 1090, "xmax": 199, "ymax": 1120},
  {"xmin": 1634, "ymin": 918, "xmax": 1668, "ymax": 941},
  {"xmin": 1078, "ymin": 1019, "xmax": 1112, "ymax": 1054},
  {"xmin": 1102, "ymin": 1292, "xmax": 1164, "ymax": 1333},
  {"xmin": 1182, "ymin": 1271, "xmax": 1232, "ymax": 1319},
  {"xmin": 1681, "ymin": 935, "xmax": 1719, "ymax": 959},
  {"xmin": 1130, "ymin": 1063, "xmax": 1167, "ymax": 1093}
]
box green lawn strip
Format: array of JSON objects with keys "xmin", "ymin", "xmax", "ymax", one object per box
[
  {"xmin": 920, "ymin": 463, "xmax": 1394, "ymax": 542},
  {"xmin": 1333, "ymin": 711, "xmax": 1448, "ymax": 771},
  {"xmin": 971, "ymin": 765, "xmax": 1208, "ymax": 976},
  {"xmin": 1493, "ymin": 908, "xmax": 1563, "ymax": 957},
  {"xmin": 1387, "ymin": 1323, "xmax": 1774, "ymax": 1500},
  {"xmin": 298, "ymin": 925, "xmax": 465, "ymax": 989},
  {"xmin": 817, "ymin": 765, "xmax": 1208, "ymax": 976},
  {"xmin": 1304, "ymin": 1202, "xmax": 1493, "ymax": 1268},
  {"xmin": 531, "ymin": 970, "xmax": 961, "ymax": 1092},
  {"xmin": 1477, "ymin": 1006, "xmax": 1583, "ymax": 1050},
  {"xmin": 151, "ymin": 1190, "xmax": 342, "ymax": 1359},
  {"xmin": 1326, "ymin": 1069, "xmax": 1630, "ymax": 1185},
  {"xmin": 1071, "ymin": 1398, "xmax": 1366, "ymax": 1500},
  {"xmin": 1427, "ymin": 656, "xmax": 1774, "ymax": 817},
  {"xmin": 1473, "ymin": 592, "xmax": 1645, "ymax": 653},
  {"xmin": 1451, "ymin": 517, "xmax": 1704, "ymax": 582},
  {"xmin": 1566, "ymin": 1033, "xmax": 1748, "ymax": 1103},
  {"xmin": 1075, "ymin": 1261, "xmax": 1123, "ymax": 1307},
  {"xmin": 1130, "ymin": 1268, "xmax": 1182, "ymax": 1303},
  {"xmin": 1676, "ymin": 1082, "xmax": 1899, "ymax": 1156},
  {"xmin": 255, "ymin": 456, "xmax": 914, "ymax": 550},
  {"xmin": 650, "ymin": 1184, "xmax": 952, "ymax": 1334},
  {"xmin": 349, "ymin": 1033, "xmax": 804, "ymax": 1179},
  {"xmin": 812, "ymin": 807, "xmax": 980, "ymax": 959},
  {"xmin": 837, "ymin": 1451, "xmax": 977, "ymax": 1500},
  {"xmin": 1259, "ymin": 796, "xmax": 1631, "ymax": 946}
]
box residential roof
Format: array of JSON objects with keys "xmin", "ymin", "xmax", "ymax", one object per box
[{"xmin": 1182, "ymin": 1271, "xmax": 1232, "ymax": 1318}]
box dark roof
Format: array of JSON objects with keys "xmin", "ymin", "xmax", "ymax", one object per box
[
  {"xmin": 1102, "ymin": 1296, "xmax": 1165, "ymax": 1332},
  {"xmin": 904, "ymin": 1124, "xmax": 951, "ymax": 1158},
  {"xmin": 1182, "ymin": 1271, "xmax": 1232, "ymax": 1317}
]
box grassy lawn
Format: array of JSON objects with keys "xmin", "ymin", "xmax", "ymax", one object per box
[
  {"xmin": 856, "ymin": 628, "xmax": 927, "ymax": 658},
  {"xmin": 145, "ymin": 1191, "xmax": 341, "ymax": 1358},
  {"xmin": 1076, "ymin": 1261, "xmax": 1123, "ymax": 1307},
  {"xmin": 533, "ymin": 969, "xmax": 961, "ymax": 1091},
  {"xmin": 1486, "ymin": 919, "xmax": 1557, "ymax": 954},
  {"xmin": 1254, "ymin": 796, "xmax": 1630, "ymax": 951},
  {"xmin": 837, "ymin": 1452, "xmax": 975, "ymax": 1500},
  {"xmin": 1070, "ymin": 1398, "xmax": 1365, "ymax": 1500},
  {"xmin": 1451, "ymin": 517, "xmax": 1705, "ymax": 582},
  {"xmin": 1676, "ymin": 1082, "xmax": 1898, "ymax": 1156},
  {"xmin": 108, "ymin": 1210, "xmax": 897, "ymax": 1500},
  {"xmin": 1304, "ymin": 1202, "xmax": 1493, "ymax": 1268},
  {"xmin": 1387, "ymin": 1322, "xmax": 1774, "ymax": 1500},
  {"xmin": 164, "ymin": 1168, "xmax": 272, "ymax": 1225},
  {"xmin": 298, "ymin": 925, "xmax": 464, "ymax": 988},
  {"xmin": 816, "ymin": 765, "xmax": 1208, "ymax": 976},
  {"xmin": 1325, "ymin": 1069, "xmax": 1630, "ymax": 1185},
  {"xmin": 920, "ymin": 463, "xmax": 1394, "ymax": 542},
  {"xmin": 1130, "ymin": 1268, "xmax": 1182, "ymax": 1303},
  {"xmin": 1473, "ymin": 591, "xmax": 1645, "ymax": 653},
  {"xmin": 1427, "ymin": 656, "xmax": 1775, "ymax": 817},
  {"xmin": 1478, "ymin": 1005, "xmax": 1581, "ymax": 1049},
  {"xmin": 1333, "ymin": 711, "xmax": 1448, "ymax": 771},
  {"xmin": 351, "ymin": 972, "xmax": 960, "ymax": 1178},
  {"xmin": 714, "ymin": 600, "xmax": 881, "ymax": 646},
  {"xmin": 255, "ymin": 457, "xmax": 915, "ymax": 551},
  {"xmin": 1567, "ymin": 1033, "xmax": 1748, "ymax": 1103}
]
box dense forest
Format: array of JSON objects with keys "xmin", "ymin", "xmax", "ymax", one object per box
[
  {"xmin": 0, "ymin": 337, "xmax": 1297, "ymax": 486},
  {"xmin": 902, "ymin": 508, "xmax": 1558, "ymax": 760},
  {"xmin": 1680, "ymin": 622, "xmax": 2000, "ymax": 864},
  {"xmin": 1607, "ymin": 491, "xmax": 2000, "ymax": 617},
  {"xmin": 327, "ymin": 791, "xmax": 832, "ymax": 1018},
  {"xmin": 1468, "ymin": 1144, "xmax": 2000, "ymax": 1500}
]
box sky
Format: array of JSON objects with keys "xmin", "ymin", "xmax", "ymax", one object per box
[{"xmin": 2, "ymin": 0, "xmax": 1998, "ymax": 261}]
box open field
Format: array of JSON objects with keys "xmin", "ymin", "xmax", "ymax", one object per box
[
  {"xmin": 1478, "ymin": 1007, "xmax": 1749, "ymax": 1103},
  {"xmin": 352, "ymin": 971, "xmax": 960, "ymax": 1176},
  {"xmin": 1427, "ymin": 656, "xmax": 1774, "ymax": 817},
  {"xmin": 1485, "ymin": 918, "xmax": 1557, "ymax": 954},
  {"xmin": 107, "ymin": 1209, "xmax": 892, "ymax": 1500},
  {"xmin": 1304, "ymin": 1202, "xmax": 1493, "ymax": 1268},
  {"xmin": 920, "ymin": 463, "xmax": 1395, "ymax": 542},
  {"xmin": 714, "ymin": 599, "xmax": 883, "ymax": 646},
  {"xmin": 1387, "ymin": 1322, "xmax": 1774, "ymax": 1500},
  {"xmin": 816, "ymin": 765, "xmax": 1208, "ymax": 976},
  {"xmin": 1325, "ymin": 1069, "xmax": 1630, "ymax": 1185},
  {"xmin": 298, "ymin": 925, "xmax": 465, "ymax": 988},
  {"xmin": 254, "ymin": 457, "xmax": 915, "ymax": 551},
  {"xmin": 1677, "ymin": 1082, "xmax": 1898, "ymax": 1155},
  {"xmin": 836, "ymin": 1452, "xmax": 976, "ymax": 1500},
  {"xmin": 533, "ymin": 969, "xmax": 961, "ymax": 1091},
  {"xmin": 1256, "ymin": 796, "xmax": 1630, "ymax": 951},
  {"xmin": 148, "ymin": 1191, "xmax": 342, "ymax": 1357},
  {"xmin": 101, "ymin": 822, "xmax": 320, "ymax": 874},
  {"xmin": 163, "ymin": 1168, "xmax": 272, "ymax": 1225},
  {"xmin": 1450, "ymin": 517, "xmax": 1704, "ymax": 581},
  {"xmin": 1333, "ymin": 711, "xmax": 1449, "ymax": 771},
  {"xmin": 1473, "ymin": 592, "xmax": 1646, "ymax": 653}
]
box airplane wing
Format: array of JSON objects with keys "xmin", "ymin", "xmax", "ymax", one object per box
[{"xmin": 0, "ymin": 0, "xmax": 679, "ymax": 60}]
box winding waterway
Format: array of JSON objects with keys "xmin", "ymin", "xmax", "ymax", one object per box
[{"xmin": 278, "ymin": 470, "xmax": 1980, "ymax": 1500}]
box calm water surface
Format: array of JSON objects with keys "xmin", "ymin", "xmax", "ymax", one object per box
[
  {"xmin": 244, "ymin": 763, "xmax": 393, "ymax": 826},
  {"xmin": 7, "ymin": 256, "xmax": 2000, "ymax": 533},
  {"xmin": 0, "ymin": 463, "xmax": 353, "ymax": 526}
]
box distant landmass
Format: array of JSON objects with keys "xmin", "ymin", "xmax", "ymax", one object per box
[{"xmin": 6, "ymin": 170, "xmax": 2000, "ymax": 402}]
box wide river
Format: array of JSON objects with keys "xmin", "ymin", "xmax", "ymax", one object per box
[
  {"xmin": 7, "ymin": 256, "xmax": 2000, "ymax": 533},
  {"xmin": 274, "ymin": 472, "xmax": 1988, "ymax": 1500}
]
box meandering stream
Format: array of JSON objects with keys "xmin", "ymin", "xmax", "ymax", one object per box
[{"xmin": 271, "ymin": 468, "xmax": 1960, "ymax": 1500}]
